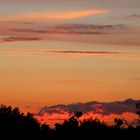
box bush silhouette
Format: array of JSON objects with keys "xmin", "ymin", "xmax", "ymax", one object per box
[
  {"xmin": 0, "ymin": 105, "xmax": 40, "ymax": 130},
  {"xmin": 136, "ymin": 103, "xmax": 140, "ymax": 117},
  {"xmin": 74, "ymin": 111, "xmax": 83, "ymax": 118},
  {"xmin": 0, "ymin": 105, "xmax": 40, "ymax": 139},
  {"xmin": 114, "ymin": 118, "xmax": 124, "ymax": 128},
  {"xmin": 0, "ymin": 104, "xmax": 140, "ymax": 140}
]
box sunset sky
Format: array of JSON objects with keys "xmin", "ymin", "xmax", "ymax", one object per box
[{"xmin": 0, "ymin": 0, "xmax": 140, "ymax": 113}]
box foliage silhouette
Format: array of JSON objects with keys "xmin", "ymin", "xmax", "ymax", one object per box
[
  {"xmin": 74, "ymin": 111, "xmax": 83, "ymax": 118},
  {"xmin": 0, "ymin": 104, "xmax": 140, "ymax": 140},
  {"xmin": 0, "ymin": 105, "xmax": 40, "ymax": 139},
  {"xmin": 136, "ymin": 103, "xmax": 140, "ymax": 117},
  {"xmin": 114, "ymin": 118, "xmax": 124, "ymax": 127}
]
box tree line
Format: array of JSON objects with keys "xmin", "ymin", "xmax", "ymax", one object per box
[{"xmin": 0, "ymin": 104, "xmax": 139, "ymax": 140}]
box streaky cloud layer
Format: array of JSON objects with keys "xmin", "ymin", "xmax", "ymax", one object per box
[
  {"xmin": 1, "ymin": 23, "xmax": 139, "ymax": 46},
  {"xmin": 0, "ymin": 47, "xmax": 120, "ymax": 55}
]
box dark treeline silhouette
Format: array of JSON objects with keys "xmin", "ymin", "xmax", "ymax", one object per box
[{"xmin": 0, "ymin": 104, "xmax": 140, "ymax": 140}]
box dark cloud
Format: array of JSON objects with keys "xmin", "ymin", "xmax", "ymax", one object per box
[
  {"xmin": 12, "ymin": 28, "xmax": 104, "ymax": 35},
  {"xmin": 32, "ymin": 50, "xmax": 120, "ymax": 55},
  {"xmin": 124, "ymin": 14, "xmax": 140, "ymax": 20},
  {"xmin": 0, "ymin": 47, "xmax": 121, "ymax": 56},
  {"xmin": 38, "ymin": 99, "xmax": 140, "ymax": 116},
  {"xmin": 11, "ymin": 24, "xmax": 127, "ymax": 35},
  {"xmin": 0, "ymin": 37, "xmax": 42, "ymax": 43},
  {"xmin": 53, "ymin": 24, "xmax": 126, "ymax": 30}
]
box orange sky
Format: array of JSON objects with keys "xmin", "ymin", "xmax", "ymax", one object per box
[
  {"xmin": 0, "ymin": 41, "xmax": 140, "ymax": 113},
  {"xmin": 0, "ymin": 0, "xmax": 140, "ymax": 114}
]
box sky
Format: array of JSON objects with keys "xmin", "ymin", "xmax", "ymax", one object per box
[{"xmin": 0, "ymin": 0, "xmax": 140, "ymax": 113}]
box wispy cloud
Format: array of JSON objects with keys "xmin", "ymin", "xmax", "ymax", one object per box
[
  {"xmin": 0, "ymin": 22, "xmax": 139, "ymax": 46},
  {"xmin": 33, "ymin": 50, "xmax": 120, "ymax": 55},
  {"xmin": 11, "ymin": 24, "xmax": 127, "ymax": 35},
  {"xmin": 0, "ymin": 47, "xmax": 121, "ymax": 55},
  {"xmin": 0, "ymin": 9, "xmax": 108, "ymax": 21},
  {"xmin": 0, "ymin": 37, "xmax": 42, "ymax": 43},
  {"xmin": 123, "ymin": 14, "xmax": 140, "ymax": 20}
]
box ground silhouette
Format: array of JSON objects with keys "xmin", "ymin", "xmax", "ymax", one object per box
[{"xmin": 0, "ymin": 104, "xmax": 139, "ymax": 140}]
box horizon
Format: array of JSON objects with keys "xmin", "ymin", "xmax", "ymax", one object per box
[
  {"xmin": 1, "ymin": 98, "xmax": 139, "ymax": 128},
  {"xmin": 1, "ymin": 98, "xmax": 140, "ymax": 114},
  {"xmin": 35, "ymin": 98, "xmax": 140, "ymax": 127},
  {"xmin": 0, "ymin": 0, "xmax": 140, "ymax": 117}
]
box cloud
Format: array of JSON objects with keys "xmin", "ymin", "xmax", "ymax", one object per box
[
  {"xmin": 12, "ymin": 28, "xmax": 104, "ymax": 35},
  {"xmin": 0, "ymin": 9, "xmax": 108, "ymax": 21},
  {"xmin": 11, "ymin": 24, "xmax": 127, "ymax": 35},
  {"xmin": 1, "ymin": 47, "xmax": 120, "ymax": 55},
  {"xmin": 0, "ymin": 23, "xmax": 139, "ymax": 46},
  {"xmin": 35, "ymin": 99, "xmax": 139, "ymax": 127},
  {"xmin": 123, "ymin": 14, "xmax": 140, "ymax": 20},
  {"xmin": 53, "ymin": 24, "xmax": 126, "ymax": 30},
  {"xmin": 0, "ymin": 37, "xmax": 42, "ymax": 43},
  {"xmin": 38, "ymin": 98, "xmax": 139, "ymax": 116},
  {"xmin": 34, "ymin": 50, "xmax": 120, "ymax": 55}
]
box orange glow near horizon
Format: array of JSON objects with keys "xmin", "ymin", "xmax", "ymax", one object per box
[
  {"xmin": 34, "ymin": 112, "xmax": 138, "ymax": 128},
  {"xmin": 0, "ymin": 40, "xmax": 140, "ymax": 114}
]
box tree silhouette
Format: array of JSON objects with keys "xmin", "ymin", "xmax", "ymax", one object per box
[
  {"xmin": 136, "ymin": 103, "xmax": 140, "ymax": 117},
  {"xmin": 0, "ymin": 104, "xmax": 140, "ymax": 140},
  {"xmin": 0, "ymin": 105, "xmax": 40, "ymax": 130},
  {"xmin": 74, "ymin": 111, "xmax": 83, "ymax": 118},
  {"xmin": 114, "ymin": 118, "xmax": 124, "ymax": 128},
  {"xmin": 0, "ymin": 105, "xmax": 40, "ymax": 139}
]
